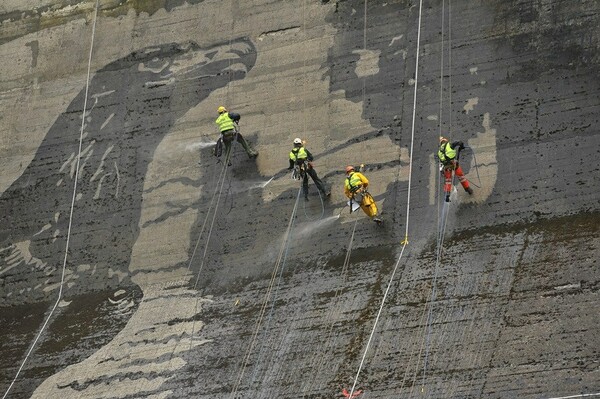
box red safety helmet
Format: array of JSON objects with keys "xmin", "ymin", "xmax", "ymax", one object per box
[{"xmin": 345, "ymin": 165, "xmax": 355, "ymax": 173}]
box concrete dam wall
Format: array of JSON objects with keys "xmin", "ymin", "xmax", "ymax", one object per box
[{"xmin": 1, "ymin": 0, "xmax": 599, "ymax": 398}]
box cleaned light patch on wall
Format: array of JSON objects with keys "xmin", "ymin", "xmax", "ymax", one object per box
[{"xmin": 352, "ymin": 49, "xmax": 381, "ymax": 78}]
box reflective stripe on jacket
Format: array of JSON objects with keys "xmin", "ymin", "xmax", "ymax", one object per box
[
  {"xmin": 216, "ymin": 113, "xmax": 235, "ymax": 133},
  {"xmin": 290, "ymin": 147, "xmax": 308, "ymax": 161},
  {"xmin": 438, "ymin": 142, "xmax": 457, "ymax": 164}
]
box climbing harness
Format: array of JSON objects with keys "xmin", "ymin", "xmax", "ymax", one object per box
[
  {"xmin": 215, "ymin": 125, "xmax": 239, "ymax": 165},
  {"xmin": 291, "ymin": 161, "xmax": 307, "ymax": 181},
  {"xmin": 290, "ymin": 160, "xmax": 325, "ymax": 220}
]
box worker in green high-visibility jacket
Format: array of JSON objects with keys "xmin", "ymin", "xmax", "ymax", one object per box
[
  {"xmin": 288, "ymin": 138, "xmax": 329, "ymax": 201},
  {"xmin": 438, "ymin": 136, "xmax": 472, "ymax": 202},
  {"xmin": 214, "ymin": 105, "xmax": 258, "ymax": 160}
]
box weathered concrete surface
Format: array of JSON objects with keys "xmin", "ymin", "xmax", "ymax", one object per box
[{"xmin": 0, "ymin": 0, "xmax": 599, "ymax": 398}]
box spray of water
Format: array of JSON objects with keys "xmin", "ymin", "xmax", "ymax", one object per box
[
  {"xmin": 243, "ymin": 176, "xmax": 275, "ymax": 191},
  {"xmin": 293, "ymin": 214, "xmax": 340, "ymax": 240},
  {"xmin": 186, "ymin": 141, "xmax": 217, "ymax": 151},
  {"xmin": 261, "ymin": 176, "xmax": 274, "ymax": 188},
  {"xmin": 228, "ymin": 177, "xmax": 276, "ymax": 194}
]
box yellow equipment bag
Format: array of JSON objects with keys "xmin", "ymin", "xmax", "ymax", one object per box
[{"xmin": 360, "ymin": 192, "xmax": 378, "ymax": 218}]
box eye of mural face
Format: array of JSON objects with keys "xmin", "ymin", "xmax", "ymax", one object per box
[
  {"xmin": 205, "ymin": 50, "xmax": 218, "ymax": 60},
  {"xmin": 139, "ymin": 57, "xmax": 170, "ymax": 73}
]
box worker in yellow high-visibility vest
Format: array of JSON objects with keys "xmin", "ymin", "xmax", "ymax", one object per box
[
  {"xmin": 344, "ymin": 165, "xmax": 382, "ymax": 225},
  {"xmin": 214, "ymin": 105, "xmax": 258, "ymax": 160},
  {"xmin": 288, "ymin": 138, "xmax": 329, "ymax": 201},
  {"xmin": 438, "ymin": 136, "xmax": 472, "ymax": 202}
]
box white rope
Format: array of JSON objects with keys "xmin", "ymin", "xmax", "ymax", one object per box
[
  {"xmin": 419, "ymin": 1, "xmax": 454, "ymax": 393},
  {"xmin": 545, "ymin": 393, "xmax": 600, "ymax": 399},
  {"xmin": 303, "ymin": 0, "xmax": 307, "ymax": 138},
  {"xmin": 187, "ymin": 148, "xmax": 235, "ymax": 351},
  {"xmin": 402, "ymin": 0, "xmax": 423, "ymax": 243},
  {"xmin": 412, "ymin": 3, "xmax": 488, "ymax": 396},
  {"xmin": 229, "ymin": 188, "xmax": 303, "ymax": 398},
  {"xmin": 347, "ymin": 242, "xmax": 409, "ymax": 398},
  {"xmin": 192, "ymin": 155, "xmax": 232, "ymax": 290},
  {"xmin": 186, "ymin": 162, "xmax": 229, "ymax": 271},
  {"xmin": 235, "ymin": 170, "xmax": 304, "ymax": 389},
  {"xmin": 448, "ymin": 0, "xmax": 453, "ymax": 135},
  {"xmin": 2, "ymin": 2, "xmax": 100, "ymax": 397},
  {"xmin": 438, "ymin": 0, "xmax": 446, "ymax": 139},
  {"xmin": 397, "ymin": 298, "xmax": 428, "ymax": 395},
  {"xmin": 346, "ymin": 2, "xmax": 424, "ymax": 395},
  {"xmin": 362, "ymin": 0, "xmax": 368, "ymax": 103},
  {"xmin": 418, "ymin": 196, "xmax": 450, "ymax": 394},
  {"xmin": 300, "ymin": 220, "xmax": 358, "ymax": 398},
  {"xmin": 188, "ymin": 4, "xmax": 240, "ymax": 347}
]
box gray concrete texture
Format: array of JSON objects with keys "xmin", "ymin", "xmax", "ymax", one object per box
[{"xmin": 0, "ymin": 0, "xmax": 598, "ymax": 398}]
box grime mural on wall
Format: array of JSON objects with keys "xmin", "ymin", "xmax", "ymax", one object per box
[
  {"xmin": 1, "ymin": 0, "xmax": 599, "ymax": 397},
  {"xmin": 324, "ymin": 0, "xmax": 500, "ymax": 213}
]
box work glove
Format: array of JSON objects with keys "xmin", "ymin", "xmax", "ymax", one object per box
[
  {"xmin": 458, "ymin": 142, "xmax": 465, "ymax": 150},
  {"xmin": 445, "ymin": 194, "xmax": 450, "ymax": 203},
  {"xmin": 307, "ymin": 162, "xmax": 314, "ymax": 168}
]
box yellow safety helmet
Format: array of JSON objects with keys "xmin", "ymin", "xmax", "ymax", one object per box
[{"xmin": 217, "ymin": 106, "xmax": 227, "ymax": 114}]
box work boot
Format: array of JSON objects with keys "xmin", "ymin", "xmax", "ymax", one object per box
[
  {"xmin": 304, "ymin": 196, "xmax": 309, "ymax": 202},
  {"xmin": 445, "ymin": 194, "xmax": 450, "ymax": 202},
  {"xmin": 465, "ymin": 187, "xmax": 473, "ymax": 195},
  {"xmin": 373, "ymin": 217, "xmax": 383, "ymax": 225}
]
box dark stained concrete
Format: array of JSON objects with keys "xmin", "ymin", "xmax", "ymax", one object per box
[{"xmin": 1, "ymin": 0, "xmax": 599, "ymax": 398}]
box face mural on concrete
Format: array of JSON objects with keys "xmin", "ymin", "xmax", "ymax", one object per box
[
  {"xmin": 4, "ymin": 0, "xmax": 598, "ymax": 398},
  {"xmin": 2, "ymin": 1, "xmax": 387, "ymax": 396},
  {"xmin": 0, "ymin": 39, "xmax": 256, "ymax": 304},
  {"xmin": 2, "ymin": 1, "xmax": 489, "ymax": 397}
]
